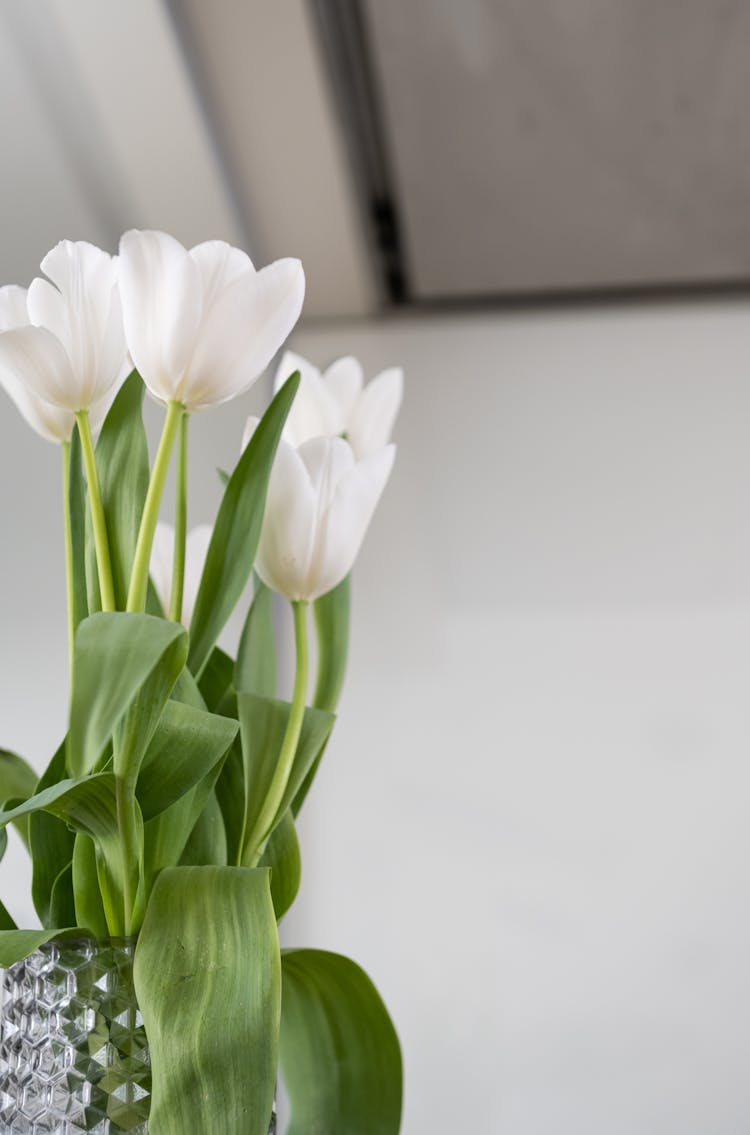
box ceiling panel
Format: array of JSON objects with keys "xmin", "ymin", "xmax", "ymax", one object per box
[{"xmin": 362, "ymin": 0, "xmax": 750, "ymax": 299}]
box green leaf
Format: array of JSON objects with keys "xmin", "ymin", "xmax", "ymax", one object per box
[
  {"xmin": 312, "ymin": 575, "xmax": 350, "ymax": 712},
  {"xmin": 214, "ymin": 738, "xmax": 245, "ymax": 867},
  {"xmin": 72, "ymin": 833, "xmax": 109, "ymax": 937},
  {"xmin": 235, "ymin": 581, "xmax": 276, "ymax": 696},
  {"xmin": 187, "ymin": 371, "xmax": 301, "ymax": 677},
  {"xmin": 68, "ymin": 422, "xmax": 89, "ymax": 630},
  {"xmin": 238, "ymin": 692, "xmax": 335, "ymax": 861},
  {"xmin": 69, "ymin": 612, "xmax": 188, "ymax": 778},
  {"xmin": 259, "ymin": 809, "xmax": 300, "ymax": 921},
  {"xmin": 0, "ymin": 897, "xmax": 16, "ymax": 931},
  {"xmin": 198, "ymin": 647, "xmax": 236, "ymax": 712},
  {"xmin": 134, "ymin": 866, "xmax": 280, "ymax": 1134},
  {"xmin": 0, "ymin": 773, "xmax": 137, "ymax": 915},
  {"xmin": 0, "ymin": 749, "xmax": 38, "ymax": 849},
  {"xmin": 172, "ymin": 666, "xmax": 207, "ymax": 710},
  {"xmin": 0, "ymin": 927, "xmax": 93, "ymax": 968},
  {"xmin": 48, "ymin": 861, "xmax": 76, "ymax": 928},
  {"xmin": 292, "ymin": 575, "xmax": 351, "ymax": 816},
  {"xmin": 30, "ymin": 741, "xmax": 76, "ymax": 928},
  {"xmin": 179, "ymin": 790, "xmax": 227, "ymax": 866},
  {"xmin": 95, "ymin": 371, "xmax": 150, "ymax": 609},
  {"xmin": 281, "ymin": 950, "xmax": 403, "ymax": 1135},
  {"xmin": 136, "ymin": 700, "xmax": 238, "ymax": 821}
]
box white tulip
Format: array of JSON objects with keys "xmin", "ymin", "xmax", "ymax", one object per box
[
  {"xmin": 118, "ymin": 230, "xmax": 305, "ymax": 413},
  {"xmin": 274, "ymin": 350, "xmax": 403, "ymax": 459},
  {"xmin": 243, "ymin": 418, "xmax": 395, "ymax": 602},
  {"xmin": 0, "ymin": 242, "xmax": 129, "ymax": 430},
  {"xmin": 150, "ymin": 522, "xmax": 212, "ymax": 628}
]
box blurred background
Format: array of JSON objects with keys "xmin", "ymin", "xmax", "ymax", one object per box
[{"xmin": 2, "ymin": 2, "xmax": 750, "ymax": 1132}]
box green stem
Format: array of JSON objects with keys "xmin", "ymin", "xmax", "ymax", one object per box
[
  {"xmin": 243, "ymin": 600, "xmax": 309, "ymax": 866},
  {"xmin": 61, "ymin": 441, "xmax": 75, "ymax": 677},
  {"xmin": 76, "ymin": 411, "xmax": 115, "ymax": 612},
  {"xmin": 116, "ymin": 774, "xmax": 139, "ymax": 936},
  {"xmin": 127, "ymin": 400, "xmax": 183, "ymax": 613},
  {"xmin": 169, "ymin": 411, "xmax": 189, "ymax": 622}
]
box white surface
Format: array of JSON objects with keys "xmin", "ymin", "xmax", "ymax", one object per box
[{"xmin": 3, "ymin": 302, "xmax": 750, "ymax": 1131}]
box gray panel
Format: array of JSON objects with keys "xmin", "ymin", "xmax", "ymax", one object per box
[{"xmin": 363, "ymin": 0, "xmax": 750, "ymax": 297}]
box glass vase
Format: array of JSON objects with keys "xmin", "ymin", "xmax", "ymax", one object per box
[{"xmin": 0, "ymin": 938, "xmax": 277, "ymax": 1133}]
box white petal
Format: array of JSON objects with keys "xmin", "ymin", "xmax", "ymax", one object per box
[
  {"xmin": 0, "ymin": 326, "xmax": 78, "ymax": 410},
  {"xmin": 273, "ymin": 349, "xmax": 319, "ymax": 394},
  {"xmin": 30, "ymin": 241, "xmax": 124, "ymax": 407},
  {"xmin": 190, "ymin": 240, "xmax": 254, "ymax": 311},
  {"xmin": 182, "ymin": 524, "xmax": 213, "ymax": 627},
  {"xmin": 0, "ymin": 366, "xmax": 74, "ymax": 443},
  {"xmin": 279, "ymin": 350, "xmax": 344, "ymax": 447},
  {"xmin": 149, "ymin": 522, "xmax": 174, "ymax": 617},
  {"xmin": 119, "ymin": 230, "xmax": 202, "ymax": 405},
  {"xmin": 255, "ymin": 437, "xmax": 317, "ymax": 600},
  {"xmin": 0, "ymin": 285, "xmax": 29, "ymax": 330},
  {"xmin": 347, "ymin": 367, "xmax": 403, "ymax": 459},
  {"xmin": 323, "ymin": 355, "xmax": 363, "ymax": 419},
  {"xmin": 311, "ymin": 444, "xmax": 395, "ymax": 599},
  {"xmin": 184, "ymin": 257, "xmax": 305, "ymax": 410}
]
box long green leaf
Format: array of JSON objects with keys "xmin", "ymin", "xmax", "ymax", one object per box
[
  {"xmin": 68, "ymin": 422, "xmax": 89, "ymax": 630},
  {"xmin": 72, "ymin": 833, "xmax": 109, "ymax": 937},
  {"xmin": 235, "ymin": 581, "xmax": 276, "ymax": 696},
  {"xmin": 187, "ymin": 371, "xmax": 300, "ymax": 676},
  {"xmin": 95, "ymin": 370, "xmax": 150, "ymax": 609},
  {"xmin": 259, "ymin": 809, "xmax": 300, "ymax": 922},
  {"xmin": 312, "ymin": 575, "xmax": 350, "ymax": 712},
  {"xmin": 198, "ymin": 647, "xmax": 236, "ymax": 712},
  {"xmin": 281, "ymin": 950, "xmax": 403, "ymax": 1135},
  {"xmin": 292, "ymin": 575, "xmax": 351, "ymax": 816},
  {"xmin": 30, "ymin": 741, "xmax": 75, "ymax": 928},
  {"xmin": 0, "ymin": 927, "xmax": 93, "ymax": 968},
  {"xmin": 0, "ymin": 897, "xmax": 16, "ymax": 931},
  {"xmin": 136, "ymin": 700, "xmax": 238, "ymax": 821},
  {"xmin": 134, "ymin": 866, "xmax": 280, "ymax": 1134},
  {"xmin": 179, "ymin": 791, "xmax": 227, "ymax": 867},
  {"xmin": 48, "ymin": 861, "xmax": 76, "ymax": 928},
  {"xmin": 214, "ymin": 737, "xmax": 245, "ymax": 866},
  {"xmin": 238, "ymin": 692, "xmax": 334, "ymax": 861},
  {"xmin": 69, "ymin": 612, "xmax": 188, "ymax": 777}
]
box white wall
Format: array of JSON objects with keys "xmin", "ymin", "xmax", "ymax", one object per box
[
  {"xmin": 4, "ymin": 301, "xmax": 750, "ymax": 1132},
  {"xmin": 285, "ymin": 303, "xmax": 750, "ymax": 1135}
]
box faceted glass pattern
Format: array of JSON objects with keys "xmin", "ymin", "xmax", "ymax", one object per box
[
  {"xmin": 0, "ymin": 937, "xmax": 278, "ymax": 1134},
  {"xmin": 0, "ymin": 938, "xmax": 150, "ymax": 1134}
]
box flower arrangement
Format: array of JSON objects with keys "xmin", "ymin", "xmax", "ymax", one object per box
[{"xmin": 0, "ymin": 231, "xmax": 403, "ymax": 1133}]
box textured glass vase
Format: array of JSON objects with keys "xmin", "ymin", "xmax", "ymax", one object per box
[{"xmin": 0, "ymin": 938, "xmax": 278, "ymax": 1134}]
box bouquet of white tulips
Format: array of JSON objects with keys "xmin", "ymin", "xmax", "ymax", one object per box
[{"xmin": 0, "ymin": 231, "xmax": 403, "ymax": 1134}]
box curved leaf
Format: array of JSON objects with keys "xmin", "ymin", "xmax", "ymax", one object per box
[
  {"xmin": 69, "ymin": 612, "xmax": 188, "ymax": 778},
  {"xmin": 0, "ymin": 749, "xmax": 38, "ymax": 850},
  {"xmin": 95, "ymin": 370, "xmax": 150, "ymax": 609},
  {"xmin": 281, "ymin": 950, "xmax": 403, "ymax": 1135},
  {"xmin": 235, "ymin": 581, "xmax": 276, "ymax": 697},
  {"xmin": 30, "ymin": 741, "xmax": 75, "ymax": 928},
  {"xmin": 259, "ymin": 809, "xmax": 300, "ymax": 922},
  {"xmin": 238, "ymin": 692, "xmax": 334, "ymax": 863},
  {"xmin": 179, "ymin": 790, "xmax": 227, "ymax": 867},
  {"xmin": 198, "ymin": 647, "xmax": 236, "ymax": 712},
  {"xmin": 188, "ymin": 371, "xmax": 300, "ymax": 677},
  {"xmin": 0, "ymin": 927, "xmax": 93, "ymax": 968},
  {"xmin": 72, "ymin": 833, "xmax": 109, "ymax": 937},
  {"xmin": 48, "ymin": 861, "xmax": 76, "ymax": 928},
  {"xmin": 136, "ymin": 700, "xmax": 238, "ymax": 821},
  {"xmin": 134, "ymin": 866, "xmax": 280, "ymax": 1135}
]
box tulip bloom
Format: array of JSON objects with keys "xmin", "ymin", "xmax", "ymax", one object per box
[
  {"xmin": 244, "ymin": 418, "xmax": 395, "ymax": 602},
  {"xmin": 150, "ymin": 522, "xmax": 212, "ymax": 627},
  {"xmin": 0, "ymin": 241, "xmax": 129, "ymax": 439},
  {"xmin": 118, "ymin": 231, "xmax": 305, "ymax": 412},
  {"xmin": 274, "ymin": 350, "xmax": 402, "ymax": 459}
]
